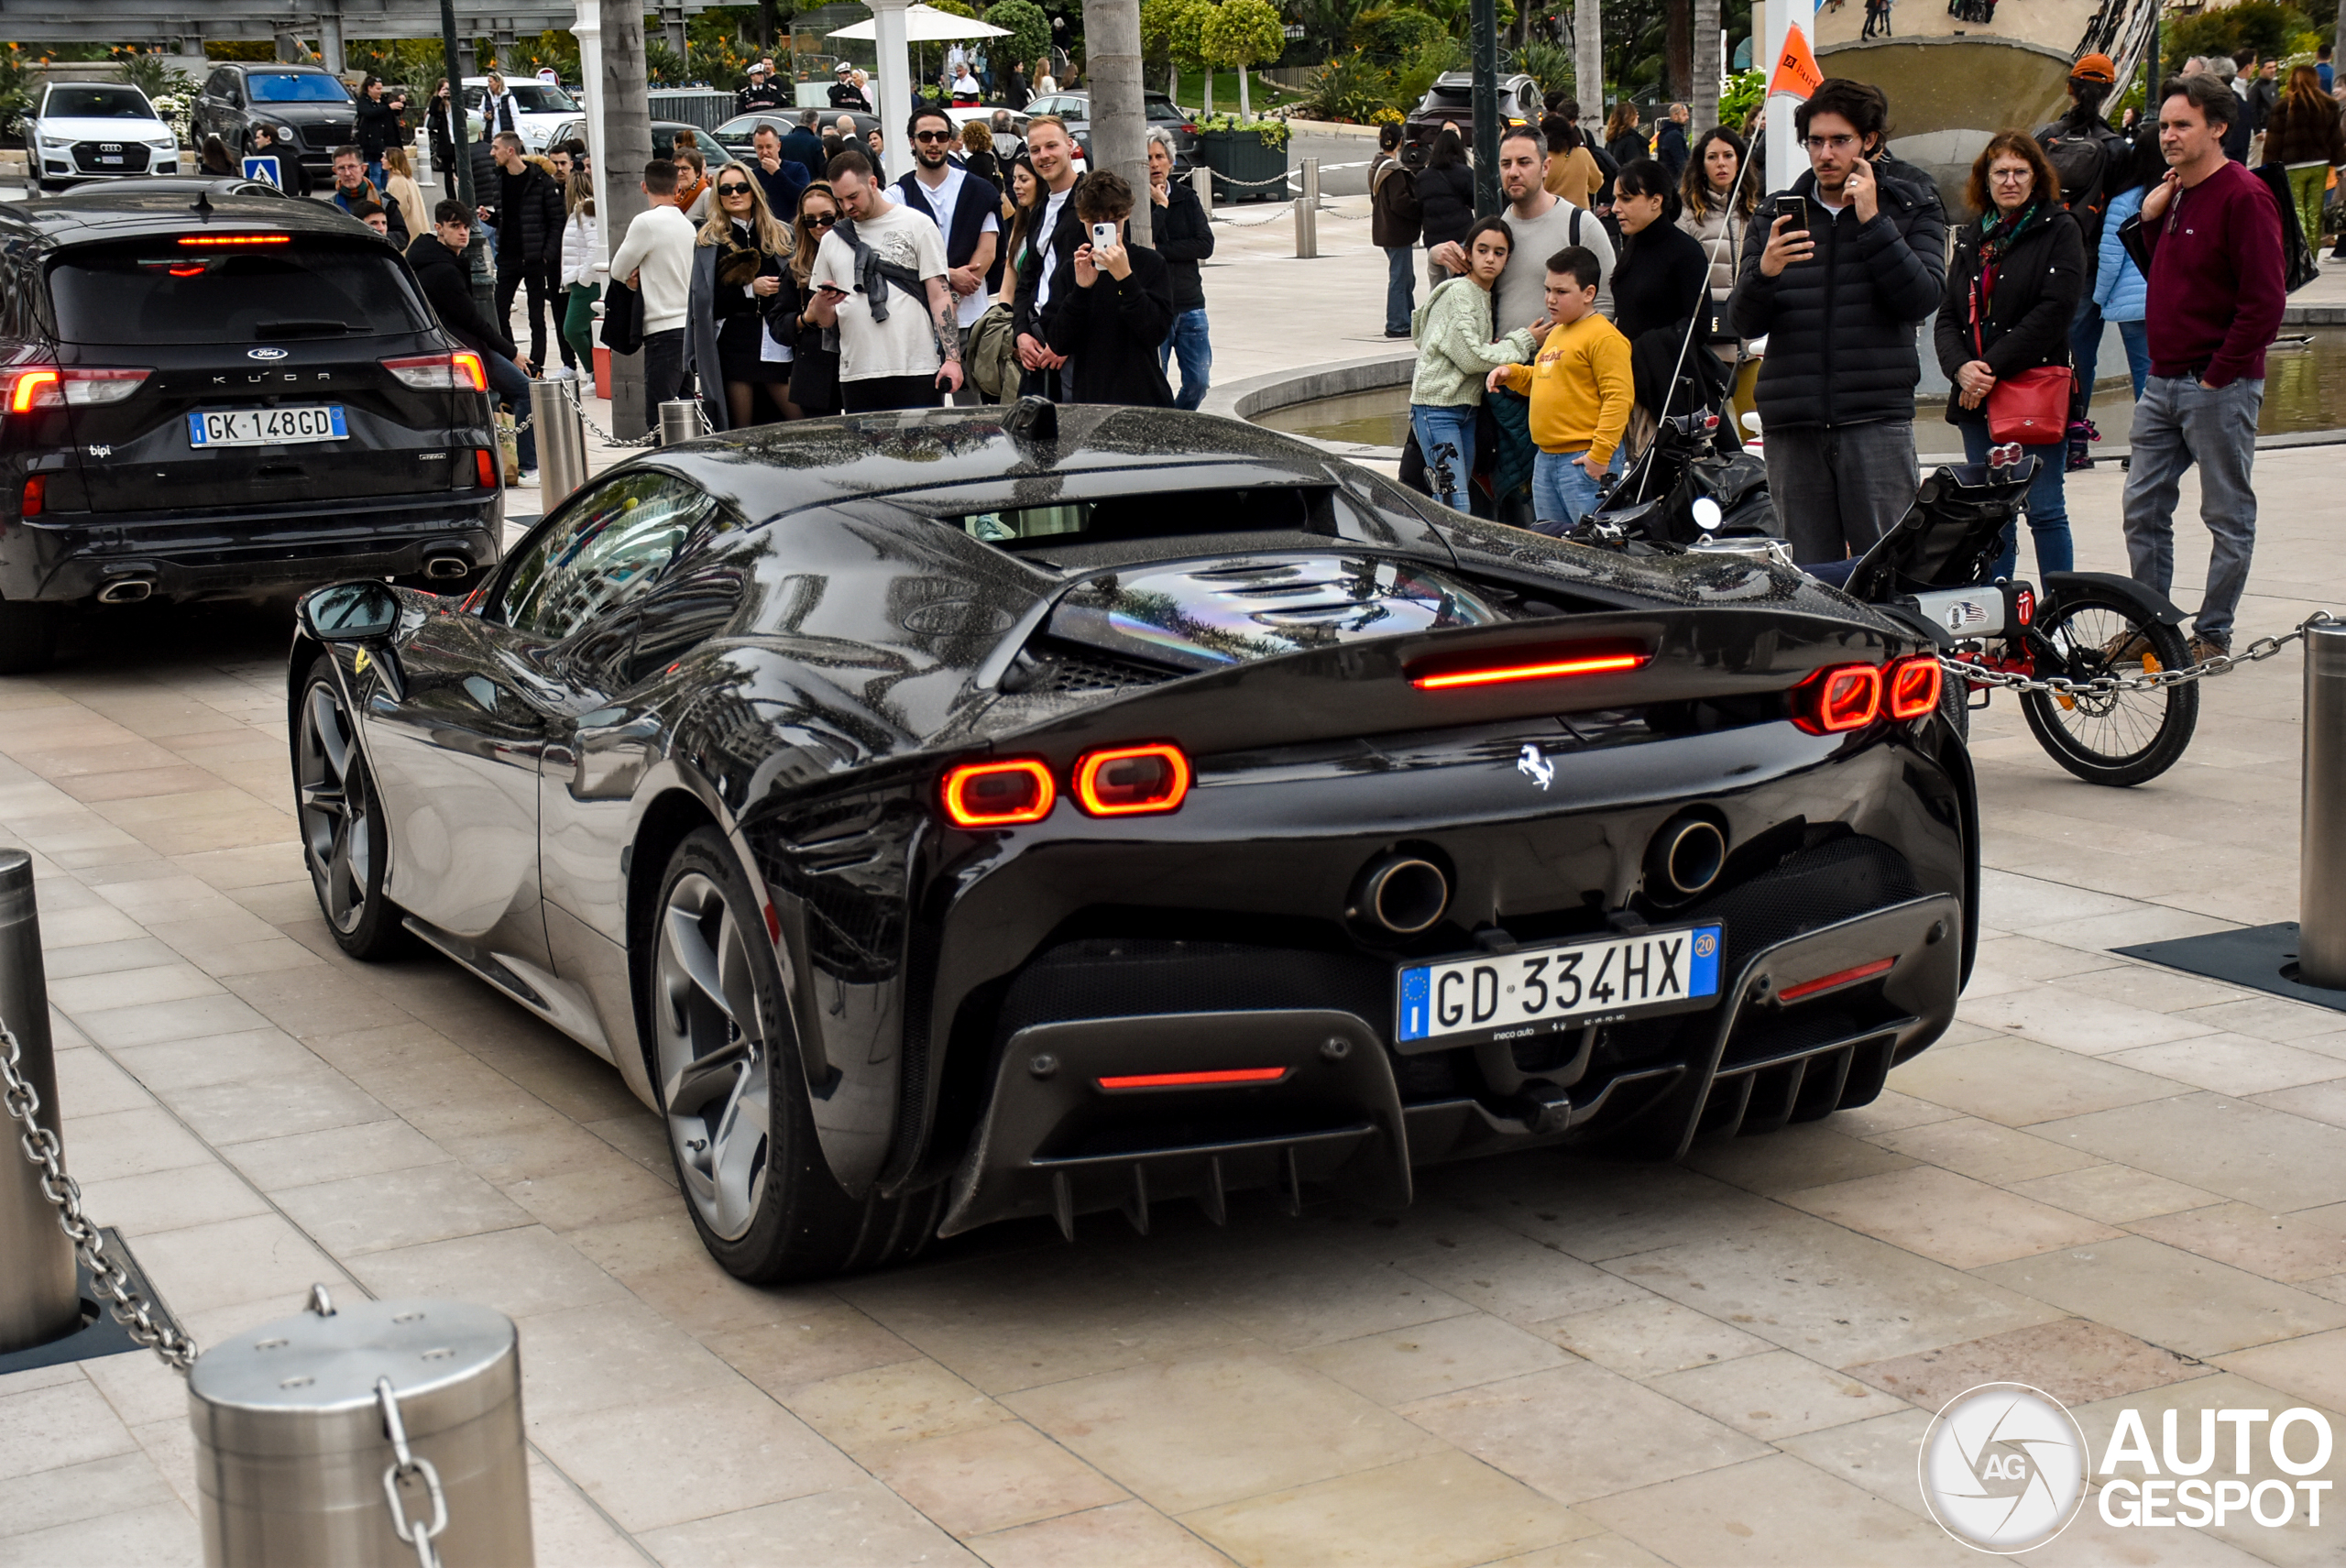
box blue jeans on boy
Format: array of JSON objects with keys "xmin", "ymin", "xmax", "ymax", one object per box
[
  {"xmin": 1157, "ymin": 308, "xmax": 1211, "ymax": 411},
  {"xmin": 1531, "ymin": 447, "xmax": 1617, "ymax": 529},
  {"xmin": 1384, "ymin": 246, "xmax": 1414, "ymax": 334},
  {"xmin": 1411, "ymin": 404, "xmax": 1476, "ymax": 512},
  {"xmin": 1957, "ymin": 420, "xmax": 2071, "ymax": 583}
]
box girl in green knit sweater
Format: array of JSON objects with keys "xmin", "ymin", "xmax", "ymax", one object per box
[{"xmin": 1409, "ymin": 216, "xmax": 1538, "ymax": 512}]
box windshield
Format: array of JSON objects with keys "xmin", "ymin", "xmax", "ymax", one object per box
[
  {"xmin": 48, "ymin": 241, "xmax": 428, "ymax": 345},
  {"xmin": 46, "ymin": 86, "xmax": 154, "ymax": 120},
  {"xmin": 716, "ymin": 115, "xmax": 789, "ymax": 146},
  {"xmin": 1144, "ymin": 96, "xmax": 1186, "ymax": 123},
  {"xmin": 248, "ymin": 72, "xmax": 349, "ymax": 104}
]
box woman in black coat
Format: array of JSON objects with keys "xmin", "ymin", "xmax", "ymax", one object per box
[
  {"xmin": 1415, "ymin": 128, "xmax": 1476, "ymax": 291},
  {"xmin": 1607, "ymin": 159, "xmax": 1720, "ymax": 433},
  {"xmin": 427, "ymin": 80, "xmax": 460, "ymax": 196},
  {"xmin": 355, "ymin": 76, "xmax": 402, "ymax": 185},
  {"xmin": 1933, "ymin": 130, "xmax": 2086, "ymax": 583}
]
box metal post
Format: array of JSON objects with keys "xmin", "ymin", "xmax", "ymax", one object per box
[
  {"xmin": 1301, "ymin": 154, "xmax": 1319, "ymax": 208},
  {"xmin": 1189, "ymin": 164, "xmax": 1212, "ymax": 217},
  {"xmin": 1469, "ymin": 0, "xmax": 1500, "ymax": 216},
  {"xmin": 2301, "ymin": 624, "xmax": 2346, "ymax": 988},
  {"xmin": 1292, "ymin": 193, "xmax": 1316, "ymax": 258},
  {"xmin": 657, "ymin": 400, "xmax": 700, "ymax": 445},
  {"xmin": 0, "ymin": 850, "xmax": 80, "ymax": 1355},
  {"xmin": 189, "ymin": 1293, "xmax": 532, "ymax": 1567},
  {"xmin": 530, "ymin": 381, "xmax": 587, "ymax": 507}
]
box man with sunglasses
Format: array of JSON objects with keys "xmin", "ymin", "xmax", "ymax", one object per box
[
  {"xmin": 1727, "ymin": 78, "xmax": 1947, "ymax": 563},
  {"xmin": 895, "ymin": 106, "xmax": 1000, "ymax": 402}
]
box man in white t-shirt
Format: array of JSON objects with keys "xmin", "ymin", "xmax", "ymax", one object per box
[
  {"xmin": 805, "ymin": 148, "xmax": 965, "ymax": 411},
  {"xmin": 896, "ymin": 105, "xmax": 1000, "ymax": 404}
]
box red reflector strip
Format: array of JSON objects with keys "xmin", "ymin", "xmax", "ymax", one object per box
[
  {"xmin": 1778, "ymin": 956, "xmax": 1897, "ymax": 1004},
  {"xmin": 1096, "ymin": 1068, "xmax": 1289, "ymax": 1091},
  {"xmin": 1411, "ymin": 652, "xmax": 1647, "ymax": 690},
  {"xmin": 177, "ymin": 234, "xmax": 291, "ymax": 246}
]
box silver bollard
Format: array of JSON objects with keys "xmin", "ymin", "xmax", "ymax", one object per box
[
  {"xmin": 1189, "ymin": 164, "xmax": 1213, "ymax": 216},
  {"xmin": 1301, "ymin": 154, "xmax": 1320, "ymax": 207},
  {"xmin": 0, "ymin": 849, "xmax": 80, "ymax": 1355},
  {"xmin": 656, "ymin": 398, "xmax": 700, "ymax": 447},
  {"xmin": 190, "ymin": 1292, "xmax": 533, "ymax": 1567},
  {"xmin": 528, "ymin": 379, "xmax": 587, "ymax": 509},
  {"xmin": 1293, "ymin": 196, "xmax": 1318, "ymax": 258},
  {"xmin": 2302, "ymin": 623, "xmax": 2346, "ymax": 987}
]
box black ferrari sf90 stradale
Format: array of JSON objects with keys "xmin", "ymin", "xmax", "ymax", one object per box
[{"xmin": 287, "ymin": 402, "xmax": 1977, "ymax": 1281}]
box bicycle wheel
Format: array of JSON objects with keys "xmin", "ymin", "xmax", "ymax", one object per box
[{"xmin": 2019, "ymin": 586, "xmax": 2198, "ymax": 786}]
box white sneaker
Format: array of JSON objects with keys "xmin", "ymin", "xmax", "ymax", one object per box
[
  {"xmin": 547, "ymin": 365, "xmax": 576, "ymax": 380},
  {"xmin": 516, "ymin": 470, "xmax": 540, "ymax": 488}
]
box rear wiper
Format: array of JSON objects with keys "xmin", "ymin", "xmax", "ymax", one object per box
[{"xmin": 255, "ymin": 320, "xmax": 351, "ymax": 339}]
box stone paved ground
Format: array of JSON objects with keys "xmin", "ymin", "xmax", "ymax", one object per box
[{"xmin": 7, "ymin": 216, "xmax": 2346, "ymax": 1568}]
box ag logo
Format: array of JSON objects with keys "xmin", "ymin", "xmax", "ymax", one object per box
[
  {"xmin": 1919, "ymin": 1383, "xmax": 2088, "ymax": 1553},
  {"xmin": 1515, "ymin": 742, "xmax": 1553, "ymax": 791},
  {"xmin": 247, "ymin": 346, "xmax": 290, "ymax": 361}
]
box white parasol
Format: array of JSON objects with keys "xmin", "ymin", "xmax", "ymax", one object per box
[{"xmin": 827, "ymin": 4, "xmax": 1009, "ymax": 41}]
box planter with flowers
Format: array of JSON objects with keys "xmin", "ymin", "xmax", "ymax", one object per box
[{"xmin": 1198, "ymin": 112, "xmax": 1289, "ymax": 202}]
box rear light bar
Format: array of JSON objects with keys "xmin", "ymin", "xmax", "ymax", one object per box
[
  {"xmin": 472, "ymin": 448, "xmax": 498, "ymax": 488},
  {"xmin": 20, "ymin": 476, "xmax": 44, "ymax": 518},
  {"xmin": 4, "ymin": 366, "xmax": 149, "ymax": 413},
  {"xmin": 1097, "ymin": 1068, "xmax": 1288, "ymax": 1091},
  {"xmin": 177, "ymin": 233, "xmax": 291, "ymax": 247},
  {"xmin": 1409, "ymin": 645, "xmax": 1649, "ymax": 690},
  {"xmin": 1779, "ymin": 956, "xmax": 1897, "ymax": 1004},
  {"xmin": 1886, "ymin": 655, "xmax": 1942, "ymax": 721},
  {"xmin": 941, "ymin": 759, "xmax": 1056, "ymax": 827},
  {"xmin": 1074, "ymin": 743, "xmax": 1190, "ymax": 817},
  {"xmin": 1793, "ymin": 663, "xmax": 1883, "ymax": 734},
  {"xmin": 384, "ymin": 351, "xmax": 487, "ymax": 392}
]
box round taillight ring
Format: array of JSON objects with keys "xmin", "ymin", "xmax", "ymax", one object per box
[
  {"xmin": 941, "ymin": 759, "xmax": 1056, "ymax": 827},
  {"xmin": 1073, "ymin": 743, "xmax": 1191, "ymax": 817}
]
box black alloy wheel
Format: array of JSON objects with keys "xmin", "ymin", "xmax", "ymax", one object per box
[
  {"xmin": 2018, "ymin": 586, "xmax": 2198, "ymax": 787},
  {"xmin": 293, "ymin": 655, "xmax": 411, "ymax": 959},
  {"xmin": 642, "ymin": 828, "xmax": 939, "ymax": 1282}
]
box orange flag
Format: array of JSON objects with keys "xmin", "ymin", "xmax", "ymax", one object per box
[{"xmin": 1770, "ymin": 24, "xmax": 1824, "ymax": 100}]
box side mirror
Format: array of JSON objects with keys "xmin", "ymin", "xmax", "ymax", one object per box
[{"xmin": 301, "ymin": 580, "xmax": 400, "ymax": 641}]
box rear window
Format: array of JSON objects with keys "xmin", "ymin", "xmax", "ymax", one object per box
[
  {"xmin": 248, "ymin": 72, "xmax": 348, "ymax": 104},
  {"xmin": 45, "ymin": 87, "xmax": 153, "ymax": 119},
  {"xmin": 1145, "ymin": 97, "xmax": 1186, "ymax": 123},
  {"xmin": 941, "ymin": 486, "xmax": 1328, "ymax": 549},
  {"xmin": 47, "ymin": 241, "xmax": 429, "ymax": 346}
]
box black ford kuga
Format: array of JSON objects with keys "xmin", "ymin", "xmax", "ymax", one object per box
[{"xmin": 0, "ymin": 187, "xmax": 502, "ymax": 672}]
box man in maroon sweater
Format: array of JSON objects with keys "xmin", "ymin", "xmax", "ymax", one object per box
[{"xmin": 2121, "ymin": 72, "xmax": 2286, "ymax": 661}]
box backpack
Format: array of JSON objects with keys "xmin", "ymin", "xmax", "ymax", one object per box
[{"xmin": 2038, "ymin": 120, "xmax": 2126, "ymax": 242}]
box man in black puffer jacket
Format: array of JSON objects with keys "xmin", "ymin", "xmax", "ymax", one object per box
[
  {"xmin": 406, "ymin": 202, "xmax": 535, "ymax": 477},
  {"xmin": 480, "ymin": 133, "xmax": 566, "ymax": 372},
  {"xmin": 1727, "ymin": 79, "xmax": 1947, "ymax": 563}
]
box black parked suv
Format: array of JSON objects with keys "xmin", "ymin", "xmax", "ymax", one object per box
[
  {"xmin": 0, "ymin": 187, "xmax": 502, "ymax": 672},
  {"xmin": 192, "ymin": 63, "xmax": 358, "ymax": 183}
]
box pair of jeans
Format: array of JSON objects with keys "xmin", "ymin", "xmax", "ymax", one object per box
[
  {"xmin": 641, "ymin": 327, "xmax": 687, "ymax": 412},
  {"xmin": 1383, "ymin": 245, "xmax": 1415, "ymax": 334},
  {"xmin": 1956, "ymin": 419, "xmax": 2074, "ymax": 582},
  {"xmin": 842, "ymin": 373, "xmax": 947, "ymax": 412},
  {"xmin": 1530, "ymin": 447, "xmax": 1616, "ymax": 529},
  {"xmin": 2114, "ymin": 320, "xmax": 2150, "ymax": 400},
  {"xmin": 561, "ymin": 282, "xmax": 600, "ymax": 374},
  {"xmin": 2068, "ymin": 302, "xmax": 2102, "ymax": 420},
  {"xmin": 2121, "ymin": 372, "xmax": 2264, "ymax": 644},
  {"xmin": 1157, "ymin": 308, "xmax": 1211, "ymax": 411},
  {"xmin": 480, "ymin": 349, "xmax": 537, "ymax": 473},
  {"xmin": 1410, "ymin": 403, "xmax": 1476, "ymax": 512},
  {"xmin": 495, "ymin": 260, "xmax": 549, "ymax": 370},
  {"xmin": 1763, "ymin": 421, "xmax": 1918, "ymax": 565}
]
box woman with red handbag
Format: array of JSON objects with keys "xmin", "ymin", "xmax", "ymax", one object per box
[{"xmin": 1934, "ymin": 131, "xmax": 2087, "ymax": 582}]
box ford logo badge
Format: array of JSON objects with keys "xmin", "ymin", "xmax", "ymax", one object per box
[{"xmin": 247, "ymin": 346, "xmax": 290, "ymax": 361}]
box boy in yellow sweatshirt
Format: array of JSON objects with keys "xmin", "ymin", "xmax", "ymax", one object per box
[{"xmin": 1485, "ymin": 245, "xmax": 1633, "ymax": 530}]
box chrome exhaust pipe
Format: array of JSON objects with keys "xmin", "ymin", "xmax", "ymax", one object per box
[
  {"xmin": 95, "ymin": 578, "xmax": 153, "ymax": 605},
  {"xmin": 1349, "ymin": 854, "xmax": 1451, "ymax": 937},
  {"xmin": 1646, "ymin": 817, "xmax": 1727, "ymax": 902},
  {"xmin": 422, "ymin": 554, "xmax": 472, "ymax": 581}
]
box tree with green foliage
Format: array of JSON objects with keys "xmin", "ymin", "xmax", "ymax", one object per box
[
  {"xmin": 1351, "ymin": 5, "xmax": 1446, "ymax": 63},
  {"xmin": 1141, "ymin": 0, "xmax": 1207, "ymax": 96},
  {"xmin": 1204, "ymin": 0, "xmax": 1285, "ymax": 119},
  {"xmin": 984, "ymin": 0, "xmax": 1053, "ymax": 77},
  {"xmin": 1171, "ymin": 0, "xmax": 1218, "ymax": 115},
  {"xmin": 2162, "ymin": 0, "xmax": 2308, "ymax": 74}
]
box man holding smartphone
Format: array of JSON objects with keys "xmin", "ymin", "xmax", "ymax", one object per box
[
  {"xmin": 806, "ymin": 148, "xmax": 965, "ymax": 411},
  {"xmin": 1727, "ymin": 78, "xmax": 1946, "ymax": 563}
]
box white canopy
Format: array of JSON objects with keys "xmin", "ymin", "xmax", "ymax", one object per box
[{"xmin": 828, "ymin": 3, "xmax": 1007, "ymax": 41}]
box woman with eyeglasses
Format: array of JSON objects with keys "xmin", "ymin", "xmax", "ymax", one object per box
[
  {"xmin": 1932, "ymin": 130, "xmax": 2084, "ymax": 582},
  {"xmin": 778, "ymin": 182, "xmax": 845, "ymax": 417},
  {"xmin": 685, "ymin": 163, "xmax": 797, "ymax": 429}
]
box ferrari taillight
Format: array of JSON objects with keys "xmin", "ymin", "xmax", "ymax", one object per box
[
  {"xmin": 1886, "ymin": 655, "xmax": 1943, "ymax": 721},
  {"xmin": 1073, "ymin": 743, "xmax": 1190, "ymax": 817},
  {"xmin": 941, "ymin": 759, "xmax": 1056, "ymax": 827},
  {"xmin": 1795, "ymin": 663, "xmax": 1882, "ymax": 734}
]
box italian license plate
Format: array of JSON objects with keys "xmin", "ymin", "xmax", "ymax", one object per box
[
  {"xmin": 187, "ymin": 407, "xmax": 346, "ymax": 447},
  {"xmin": 1397, "ymin": 924, "xmax": 1724, "ymax": 1047}
]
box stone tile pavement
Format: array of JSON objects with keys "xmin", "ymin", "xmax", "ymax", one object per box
[{"xmin": 9, "ymin": 355, "xmax": 2346, "ymax": 1563}]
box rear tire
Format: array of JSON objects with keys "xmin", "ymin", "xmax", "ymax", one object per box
[
  {"xmin": 644, "ymin": 828, "xmax": 937, "ymax": 1282},
  {"xmin": 292, "ymin": 655, "xmax": 412, "ymax": 959},
  {"xmin": 2019, "ymin": 587, "xmax": 2198, "ymax": 787},
  {"xmin": 0, "ymin": 599, "xmax": 59, "ymax": 674}
]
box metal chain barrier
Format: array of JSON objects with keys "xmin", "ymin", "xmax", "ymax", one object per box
[
  {"xmin": 377, "ymin": 1376, "xmax": 451, "ymax": 1568},
  {"xmin": 0, "ymin": 1013, "xmax": 198, "ymax": 1373},
  {"xmin": 1946, "ymin": 611, "xmax": 2336, "ymax": 697},
  {"xmin": 566, "ymin": 376, "xmax": 662, "ymax": 451}
]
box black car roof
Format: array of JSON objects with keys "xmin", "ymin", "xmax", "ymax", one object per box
[
  {"xmin": 224, "ymin": 62, "xmax": 338, "ymax": 74},
  {"xmin": 0, "ymin": 188, "xmax": 376, "ymax": 247}
]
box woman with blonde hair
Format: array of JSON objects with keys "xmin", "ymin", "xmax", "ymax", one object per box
[
  {"xmin": 779, "ymin": 181, "xmax": 843, "ymax": 417},
  {"xmin": 380, "ymin": 146, "xmax": 430, "ymax": 242},
  {"xmin": 687, "ymin": 163, "xmax": 796, "ymax": 429},
  {"xmin": 2264, "ymin": 63, "xmax": 2346, "ymax": 251},
  {"xmin": 557, "ymin": 169, "xmax": 600, "ymax": 384}
]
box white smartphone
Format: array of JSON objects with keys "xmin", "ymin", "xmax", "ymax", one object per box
[{"xmin": 1090, "ymin": 221, "xmax": 1118, "ymax": 249}]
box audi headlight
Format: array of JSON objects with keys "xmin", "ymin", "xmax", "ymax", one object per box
[{"xmin": 148, "ymin": 137, "xmax": 179, "ymax": 151}]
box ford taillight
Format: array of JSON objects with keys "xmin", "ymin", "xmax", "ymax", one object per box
[
  {"xmin": 5, "ymin": 366, "xmax": 149, "ymax": 412},
  {"xmin": 384, "ymin": 351, "xmax": 488, "ymax": 391}
]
